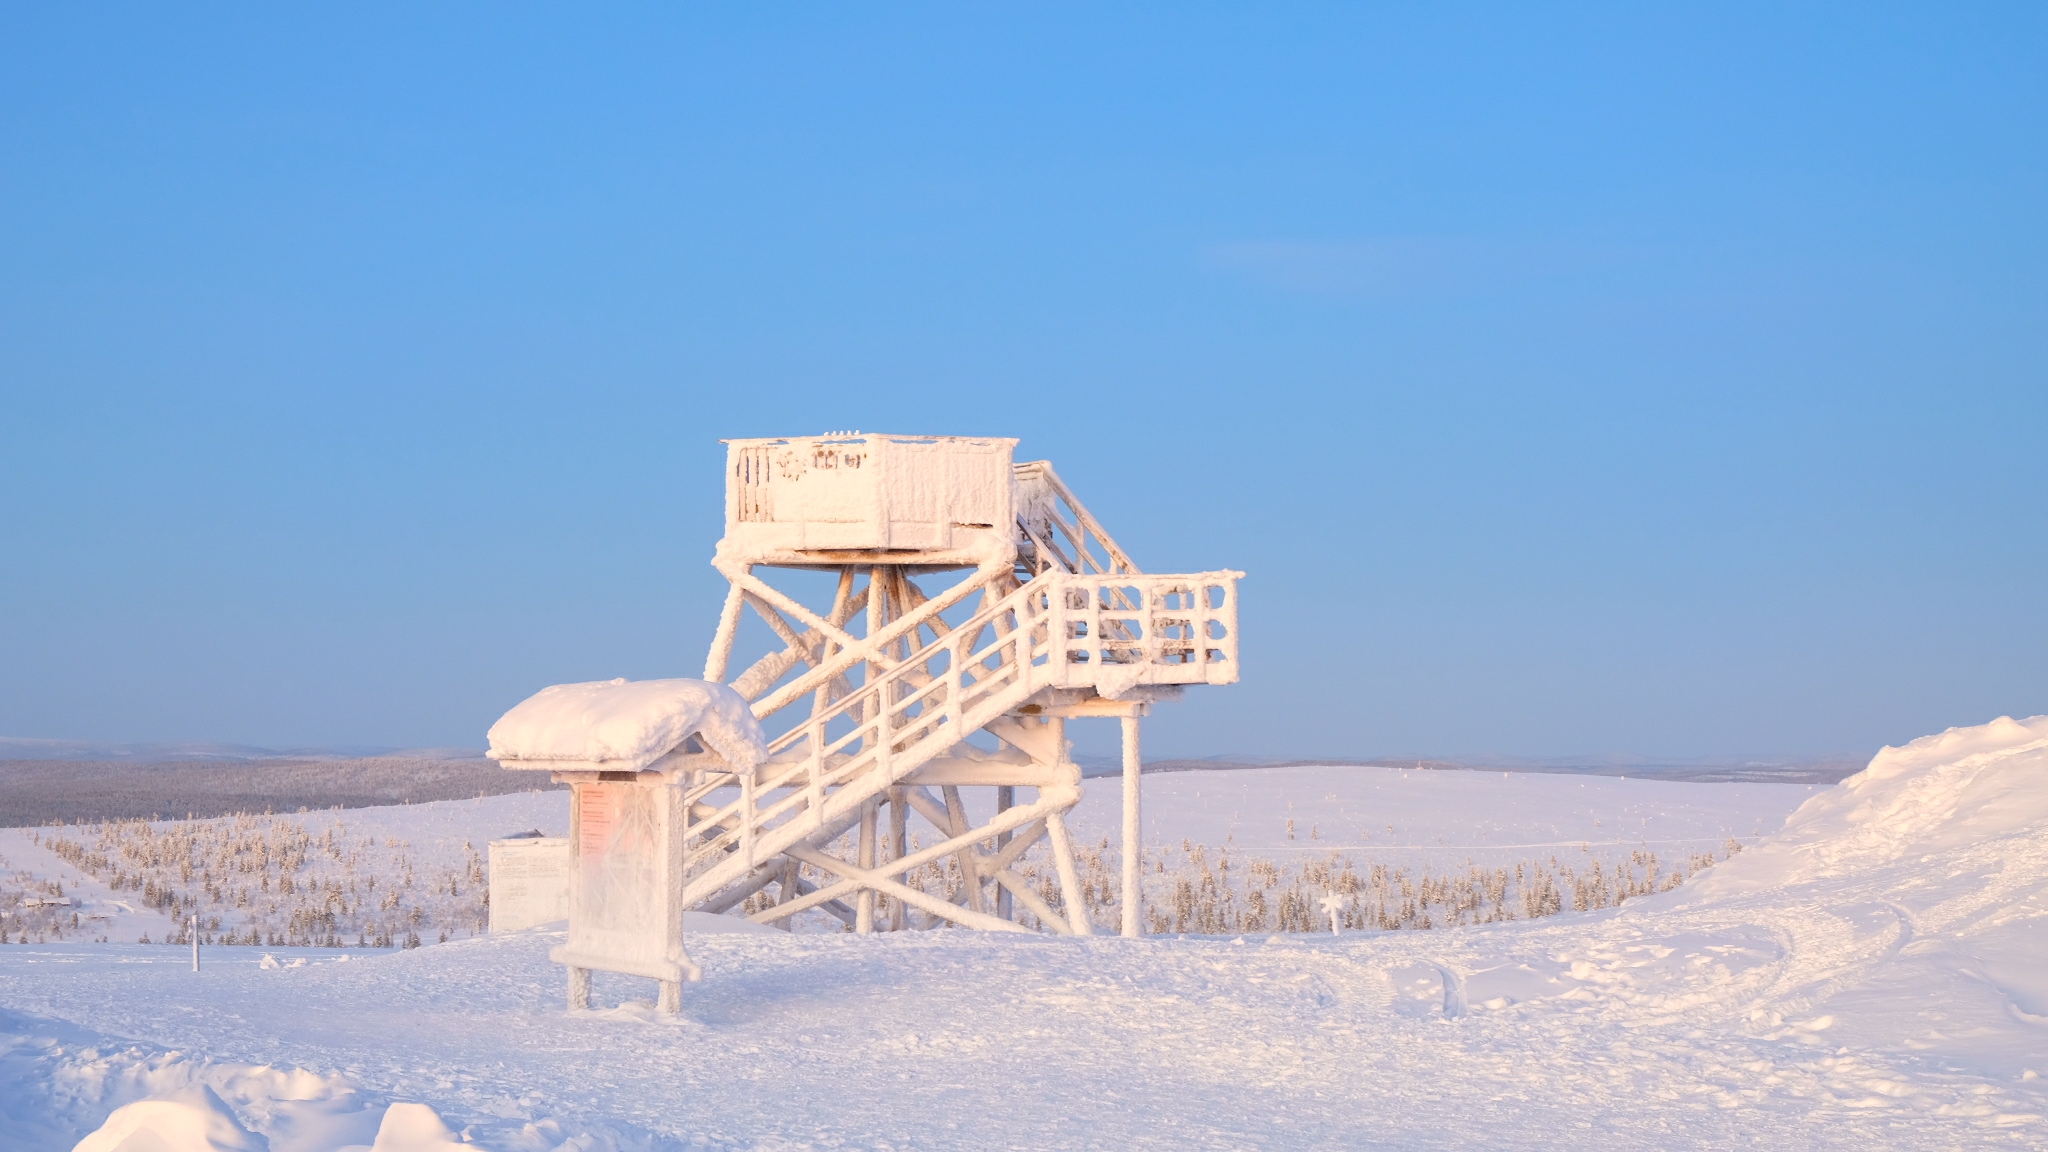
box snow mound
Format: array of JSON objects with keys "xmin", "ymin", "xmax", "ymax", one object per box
[
  {"xmin": 1690, "ymin": 714, "xmax": 2048, "ymax": 896},
  {"xmin": 365, "ymin": 1101, "xmax": 461, "ymax": 1151},
  {"xmin": 72, "ymin": 1085, "xmax": 268, "ymax": 1152},
  {"xmin": 1657, "ymin": 714, "xmax": 2048, "ymax": 1083},
  {"xmin": 487, "ymin": 678, "xmax": 766, "ymax": 773}
]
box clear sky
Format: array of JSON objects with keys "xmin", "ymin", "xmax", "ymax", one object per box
[{"xmin": 2, "ymin": 6, "xmax": 2042, "ymax": 761}]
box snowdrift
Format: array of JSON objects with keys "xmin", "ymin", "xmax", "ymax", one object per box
[
  {"xmin": 70, "ymin": 1085, "xmax": 267, "ymax": 1152},
  {"xmin": 1669, "ymin": 714, "xmax": 2048, "ymax": 1080},
  {"xmin": 1689, "ymin": 713, "xmax": 2048, "ymax": 896}
]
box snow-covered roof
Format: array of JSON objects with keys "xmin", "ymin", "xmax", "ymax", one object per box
[{"xmin": 486, "ymin": 678, "xmax": 767, "ymax": 774}]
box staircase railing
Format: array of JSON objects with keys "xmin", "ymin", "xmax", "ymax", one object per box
[
  {"xmin": 680, "ymin": 571, "xmax": 1054, "ymax": 901},
  {"xmin": 679, "ymin": 567, "xmax": 1241, "ymax": 907}
]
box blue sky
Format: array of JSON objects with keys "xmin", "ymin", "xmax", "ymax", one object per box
[{"xmin": 2, "ymin": 6, "xmax": 2042, "ymax": 759}]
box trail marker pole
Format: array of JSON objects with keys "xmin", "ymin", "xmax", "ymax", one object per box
[
  {"xmin": 1319, "ymin": 890, "xmax": 1344, "ymax": 936},
  {"xmin": 190, "ymin": 915, "xmax": 199, "ymax": 971}
]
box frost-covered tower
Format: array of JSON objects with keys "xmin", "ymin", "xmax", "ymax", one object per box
[{"xmin": 687, "ymin": 433, "xmax": 1241, "ymax": 936}]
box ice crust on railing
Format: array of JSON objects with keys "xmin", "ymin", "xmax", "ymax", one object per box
[{"xmin": 487, "ymin": 678, "xmax": 768, "ymax": 773}]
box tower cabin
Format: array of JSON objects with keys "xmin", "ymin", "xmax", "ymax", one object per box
[{"xmin": 722, "ymin": 432, "xmax": 1016, "ymax": 566}]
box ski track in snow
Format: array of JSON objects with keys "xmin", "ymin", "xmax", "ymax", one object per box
[{"xmin": 2, "ymin": 727, "xmax": 2044, "ymax": 1150}]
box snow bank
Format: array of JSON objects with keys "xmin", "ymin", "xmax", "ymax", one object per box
[
  {"xmin": 7, "ymin": 997, "xmax": 482, "ymax": 1152},
  {"xmin": 1662, "ymin": 714, "xmax": 2048, "ymax": 1085},
  {"xmin": 1690, "ymin": 713, "xmax": 2048, "ymax": 896},
  {"xmin": 72, "ymin": 1085, "xmax": 266, "ymax": 1152},
  {"xmin": 0, "ymin": 984, "xmax": 660, "ymax": 1152},
  {"xmin": 68, "ymin": 1087, "xmax": 474, "ymax": 1152},
  {"xmin": 365, "ymin": 1101, "xmax": 462, "ymax": 1150},
  {"xmin": 486, "ymin": 679, "xmax": 766, "ymax": 773}
]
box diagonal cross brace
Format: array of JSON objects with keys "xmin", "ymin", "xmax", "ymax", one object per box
[{"xmin": 749, "ymin": 794, "xmax": 1063, "ymax": 929}]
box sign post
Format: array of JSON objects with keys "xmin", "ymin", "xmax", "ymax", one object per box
[{"xmin": 551, "ymin": 777, "xmax": 696, "ymax": 1014}]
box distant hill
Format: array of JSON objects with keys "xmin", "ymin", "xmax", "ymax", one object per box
[
  {"xmin": 0, "ymin": 739, "xmax": 1862, "ymax": 828},
  {"xmin": 0, "ymin": 737, "xmax": 484, "ymax": 762},
  {"xmin": 0, "ymin": 756, "xmax": 561, "ymax": 827},
  {"xmin": 1079, "ymin": 753, "xmax": 1863, "ymax": 785}
]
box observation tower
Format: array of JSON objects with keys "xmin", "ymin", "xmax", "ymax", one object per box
[{"xmin": 683, "ymin": 433, "xmax": 1242, "ymax": 936}]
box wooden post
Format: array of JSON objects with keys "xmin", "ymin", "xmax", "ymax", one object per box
[
  {"xmin": 1121, "ymin": 714, "xmax": 1143, "ymax": 939},
  {"xmin": 942, "ymin": 785, "xmax": 986, "ymax": 914},
  {"xmin": 776, "ymin": 856, "xmax": 800, "ymax": 931},
  {"xmin": 1041, "ymin": 715, "xmax": 1094, "ymax": 935},
  {"xmin": 889, "ymin": 787, "xmax": 909, "ymax": 931},
  {"xmin": 856, "ymin": 798, "xmax": 877, "ymax": 934},
  {"xmin": 994, "ymin": 785, "xmax": 1014, "ymax": 921},
  {"xmin": 1046, "ymin": 811, "xmax": 1095, "ymax": 936},
  {"xmin": 550, "ymin": 777, "xmax": 695, "ymax": 1015},
  {"xmin": 867, "ymin": 566, "xmax": 886, "ymax": 675}
]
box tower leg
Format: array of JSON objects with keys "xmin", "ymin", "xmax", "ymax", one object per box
[
  {"xmin": 567, "ymin": 966, "xmax": 591, "ymax": 1011},
  {"xmin": 994, "ymin": 785, "xmax": 1014, "ymax": 922},
  {"xmin": 1121, "ymin": 714, "xmax": 1143, "ymax": 939},
  {"xmin": 703, "ymin": 578, "xmax": 746, "ymax": 681},
  {"xmin": 1046, "ymin": 810, "xmax": 1095, "ymax": 936},
  {"xmin": 658, "ymin": 979, "xmax": 681, "ymax": 1015},
  {"xmin": 889, "ymin": 787, "xmax": 909, "ymax": 931},
  {"xmin": 856, "ymin": 798, "xmax": 877, "ymax": 934}
]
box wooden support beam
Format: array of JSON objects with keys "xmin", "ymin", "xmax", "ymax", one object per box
[
  {"xmin": 889, "ymin": 786, "xmax": 909, "ymax": 931},
  {"xmin": 985, "ymin": 715, "xmax": 1064, "ymax": 765},
  {"xmin": 704, "ymin": 578, "xmax": 747, "ymax": 682},
  {"xmin": 802, "ymin": 882, "xmax": 858, "ymax": 928},
  {"xmin": 986, "ymin": 865, "xmax": 1070, "ymax": 934},
  {"xmin": 1028, "ymin": 695, "xmax": 1153, "ymax": 719},
  {"xmin": 730, "ymin": 647, "xmax": 809, "ymax": 703},
  {"xmin": 732, "ymin": 566, "xmax": 874, "ymax": 668},
  {"xmin": 744, "ymin": 591, "xmax": 820, "ymax": 665},
  {"xmin": 780, "ymin": 842, "xmax": 1031, "ymax": 935},
  {"xmin": 942, "ymin": 784, "xmax": 986, "ymax": 914},
  {"xmin": 813, "ymin": 567, "xmax": 856, "ymax": 718},
  {"xmin": 1121, "ymin": 714, "xmax": 1143, "ymax": 939},
  {"xmin": 899, "ymin": 785, "xmax": 953, "ymax": 836},
  {"xmin": 900, "ymin": 758, "xmax": 1062, "ymax": 787},
  {"xmin": 739, "ymin": 560, "xmax": 1003, "ymax": 720},
  {"xmin": 856, "ymin": 798, "xmax": 877, "ymax": 934},
  {"xmin": 984, "ymin": 817, "xmax": 1046, "ymax": 872},
  {"xmin": 728, "ymin": 585, "xmax": 869, "ymax": 702},
  {"xmin": 1045, "ymin": 810, "xmax": 1095, "ymax": 936},
  {"xmin": 747, "ymin": 872, "xmax": 857, "ymax": 928},
  {"xmin": 760, "ymin": 797, "xmax": 1055, "ymax": 925},
  {"xmin": 776, "ymin": 856, "xmax": 801, "ymax": 931},
  {"xmin": 697, "ymin": 861, "xmax": 780, "ymax": 914},
  {"xmin": 995, "ymin": 784, "xmax": 1015, "ymax": 922}
]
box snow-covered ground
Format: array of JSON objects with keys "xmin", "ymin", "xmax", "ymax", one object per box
[
  {"xmin": 1062, "ymin": 762, "xmax": 1810, "ymax": 865},
  {"xmin": 0, "ymin": 794, "xmax": 568, "ymax": 949},
  {"xmin": 2, "ymin": 719, "xmax": 2044, "ymax": 1149}
]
